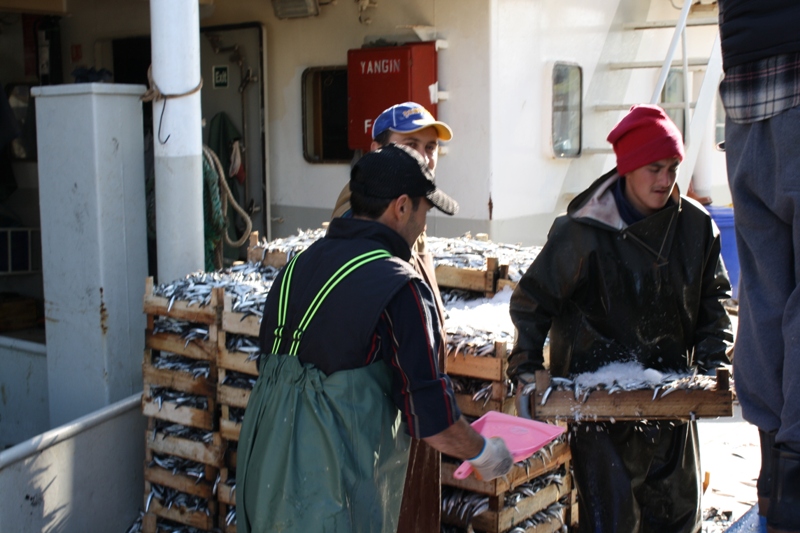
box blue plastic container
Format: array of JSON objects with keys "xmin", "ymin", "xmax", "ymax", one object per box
[{"xmin": 706, "ymin": 205, "xmax": 739, "ymax": 299}]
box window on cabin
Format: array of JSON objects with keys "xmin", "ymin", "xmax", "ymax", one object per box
[
  {"xmin": 552, "ymin": 62, "xmax": 582, "ymax": 158},
  {"xmin": 302, "ymin": 66, "xmax": 354, "ymax": 163},
  {"xmin": 662, "ymin": 69, "xmax": 686, "ymax": 136}
]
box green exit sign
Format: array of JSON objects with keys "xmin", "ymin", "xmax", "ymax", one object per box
[{"xmin": 213, "ymin": 65, "xmax": 229, "ymax": 89}]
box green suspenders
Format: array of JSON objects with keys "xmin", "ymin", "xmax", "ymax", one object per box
[{"xmin": 271, "ymin": 249, "xmax": 392, "ymax": 356}]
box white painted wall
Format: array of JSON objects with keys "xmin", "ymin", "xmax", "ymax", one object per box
[{"xmin": 52, "ymin": 0, "xmax": 726, "ymax": 248}]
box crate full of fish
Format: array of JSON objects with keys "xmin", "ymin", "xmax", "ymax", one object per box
[
  {"xmin": 144, "ymin": 448, "xmax": 218, "ymax": 502},
  {"xmin": 143, "ymin": 276, "xmax": 221, "ymax": 325},
  {"xmin": 246, "ymin": 228, "xmax": 325, "ymax": 269},
  {"xmin": 442, "ymin": 437, "xmax": 571, "ymax": 497},
  {"xmin": 147, "ymin": 315, "xmax": 219, "ymax": 362},
  {"xmin": 450, "ymin": 376, "xmax": 515, "ymax": 418},
  {"xmin": 217, "ymin": 368, "xmax": 256, "ymax": 411},
  {"xmin": 143, "ymin": 380, "xmax": 218, "ymax": 431},
  {"xmin": 441, "ymin": 466, "xmax": 572, "ymax": 533},
  {"xmin": 143, "ymin": 349, "xmax": 217, "ymax": 399},
  {"xmin": 218, "ymin": 332, "xmax": 260, "ymax": 376},
  {"xmin": 143, "ymin": 481, "xmax": 218, "ymax": 531},
  {"xmin": 219, "ymin": 266, "xmax": 277, "ymax": 338},
  {"xmin": 146, "ymin": 419, "xmax": 224, "ymax": 468},
  {"xmin": 530, "ymin": 363, "xmax": 734, "ymax": 422}
]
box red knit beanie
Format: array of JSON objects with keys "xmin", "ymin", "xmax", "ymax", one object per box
[{"xmin": 607, "ymin": 104, "xmax": 685, "ymax": 175}]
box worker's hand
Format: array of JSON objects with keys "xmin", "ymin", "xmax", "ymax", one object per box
[{"xmin": 468, "ymin": 437, "xmax": 514, "ymax": 480}]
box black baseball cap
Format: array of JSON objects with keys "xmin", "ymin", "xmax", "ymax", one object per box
[{"xmin": 350, "ymin": 143, "xmax": 459, "ymax": 216}]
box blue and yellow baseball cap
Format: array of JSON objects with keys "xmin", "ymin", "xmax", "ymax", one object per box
[{"xmin": 371, "ymin": 102, "xmax": 453, "ymax": 141}]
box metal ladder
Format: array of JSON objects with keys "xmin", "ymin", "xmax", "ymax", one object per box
[{"xmin": 587, "ymin": 0, "xmax": 722, "ymax": 192}]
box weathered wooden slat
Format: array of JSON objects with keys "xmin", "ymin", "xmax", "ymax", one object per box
[
  {"xmin": 455, "ymin": 394, "xmax": 515, "ymax": 418},
  {"xmin": 142, "ymin": 361, "xmax": 216, "ymax": 397},
  {"xmin": 145, "ymin": 429, "xmax": 224, "ymax": 466},
  {"xmin": 144, "ymin": 465, "xmax": 216, "ymax": 499},
  {"xmin": 435, "ymin": 264, "xmax": 488, "ymax": 292},
  {"xmin": 217, "ymin": 344, "xmax": 259, "ymax": 376},
  {"xmin": 142, "ymin": 386, "xmax": 216, "ymax": 430},
  {"xmin": 445, "ymin": 352, "xmax": 506, "ymax": 382},
  {"xmin": 146, "ymin": 332, "xmax": 218, "ymax": 361}
]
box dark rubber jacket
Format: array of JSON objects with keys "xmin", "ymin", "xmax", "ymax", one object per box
[{"xmin": 509, "ymin": 169, "xmax": 733, "ymax": 533}]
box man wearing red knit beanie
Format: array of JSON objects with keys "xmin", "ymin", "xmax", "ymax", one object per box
[{"xmin": 509, "ymin": 104, "xmax": 733, "ymax": 532}]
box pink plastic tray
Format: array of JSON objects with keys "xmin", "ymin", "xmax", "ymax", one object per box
[{"xmin": 453, "ymin": 411, "xmax": 565, "ymax": 480}]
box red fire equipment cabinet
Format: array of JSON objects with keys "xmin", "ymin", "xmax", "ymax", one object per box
[{"xmin": 347, "ymin": 41, "xmax": 439, "ymax": 152}]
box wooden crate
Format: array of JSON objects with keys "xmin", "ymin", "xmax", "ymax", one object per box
[
  {"xmin": 218, "ymin": 332, "xmax": 260, "ymax": 376},
  {"xmin": 145, "ymin": 419, "xmax": 224, "ymax": 466},
  {"xmin": 144, "ymin": 481, "xmax": 218, "ymax": 531},
  {"xmin": 222, "ymin": 292, "xmax": 262, "ymax": 338},
  {"xmin": 531, "ymin": 368, "xmax": 734, "ymax": 422},
  {"xmin": 143, "ymin": 277, "xmax": 221, "ymax": 325},
  {"xmin": 435, "ymin": 257, "xmax": 499, "ymax": 297},
  {"xmin": 144, "ymin": 449, "xmax": 217, "ymax": 500},
  {"xmin": 455, "ymin": 393, "xmax": 515, "ymax": 418},
  {"xmin": 246, "ymin": 231, "xmax": 291, "ymax": 269},
  {"xmin": 145, "ymin": 330, "xmax": 219, "ymax": 362},
  {"xmin": 442, "ymin": 440, "xmax": 571, "ymax": 496},
  {"xmin": 442, "ymin": 474, "xmax": 573, "ymax": 533},
  {"xmin": 445, "ymin": 341, "xmax": 508, "ymax": 381},
  {"xmin": 218, "ymin": 368, "xmax": 254, "ymax": 409},
  {"xmin": 142, "ymin": 349, "xmax": 216, "ymax": 398},
  {"xmin": 143, "ymin": 383, "xmax": 217, "ymax": 430}
]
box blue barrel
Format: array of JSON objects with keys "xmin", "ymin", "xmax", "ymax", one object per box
[{"xmin": 706, "ymin": 205, "xmax": 739, "ymax": 299}]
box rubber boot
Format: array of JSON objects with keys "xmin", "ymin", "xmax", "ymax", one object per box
[
  {"xmin": 766, "ymin": 445, "xmax": 800, "ymax": 533},
  {"xmin": 759, "ymin": 429, "xmax": 777, "ymax": 516}
]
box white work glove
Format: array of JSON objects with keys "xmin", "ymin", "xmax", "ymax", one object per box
[{"xmin": 468, "ymin": 437, "xmax": 514, "ymax": 480}]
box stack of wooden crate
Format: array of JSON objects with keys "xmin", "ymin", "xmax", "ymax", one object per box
[
  {"xmin": 441, "ymin": 438, "xmax": 577, "ymax": 533},
  {"xmin": 140, "ymin": 278, "xmax": 224, "ymax": 532},
  {"xmin": 216, "ymin": 291, "xmax": 263, "ymax": 532}
]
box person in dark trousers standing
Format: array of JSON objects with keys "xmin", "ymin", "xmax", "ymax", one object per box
[
  {"xmin": 718, "ymin": 2, "xmax": 800, "ymax": 531},
  {"xmin": 508, "ymin": 105, "xmax": 733, "ymax": 533},
  {"xmin": 237, "ymin": 144, "xmax": 513, "ymax": 533},
  {"xmin": 332, "ymin": 101, "xmax": 453, "ymax": 531}
]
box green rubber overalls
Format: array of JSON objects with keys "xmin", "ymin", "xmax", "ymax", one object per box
[{"xmin": 237, "ymin": 251, "xmax": 411, "ymax": 533}]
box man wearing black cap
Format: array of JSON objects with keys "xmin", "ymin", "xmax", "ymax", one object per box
[
  {"xmin": 333, "ymin": 101, "xmax": 455, "ymax": 532},
  {"xmin": 236, "ymin": 144, "xmax": 513, "ymax": 533}
]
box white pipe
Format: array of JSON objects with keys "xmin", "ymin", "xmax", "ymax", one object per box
[
  {"xmin": 651, "ymin": 0, "xmax": 693, "ymax": 104},
  {"xmin": 150, "ymin": 0, "xmax": 205, "ymax": 282},
  {"xmin": 0, "ymin": 393, "xmax": 141, "ymax": 470}
]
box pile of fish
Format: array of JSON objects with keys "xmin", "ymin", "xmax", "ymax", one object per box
[
  {"xmin": 427, "ymin": 233, "xmax": 541, "ymax": 282},
  {"xmin": 249, "ymin": 228, "xmax": 327, "ymax": 263},
  {"xmin": 145, "ymin": 483, "xmax": 212, "ymax": 516},
  {"xmin": 442, "ymin": 289, "xmax": 514, "ymax": 359},
  {"xmin": 148, "ymin": 453, "xmax": 210, "ymax": 483},
  {"xmin": 449, "ymin": 376, "xmax": 513, "ymax": 406},
  {"xmin": 442, "ymin": 467, "xmax": 567, "ymax": 525},
  {"xmin": 534, "ymin": 361, "xmax": 728, "ymax": 407},
  {"xmin": 151, "ymin": 421, "xmax": 216, "ymax": 444},
  {"xmin": 228, "ymin": 406, "xmax": 246, "ymax": 424},
  {"xmin": 226, "ymin": 334, "xmax": 261, "ymax": 359},
  {"xmin": 152, "ymin": 262, "xmax": 279, "ymax": 319},
  {"xmin": 151, "ymin": 351, "xmax": 211, "ymax": 380},
  {"xmin": 149, "ymin": 388, "xmax": 209, "ymax": 412},
  {"xmin": 152, "ymin": 317, "xmax": 210, "ymax": 344},
  {"xmin": 504, "ymin": 500, "xmax": 568, "ymax": 532}
]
